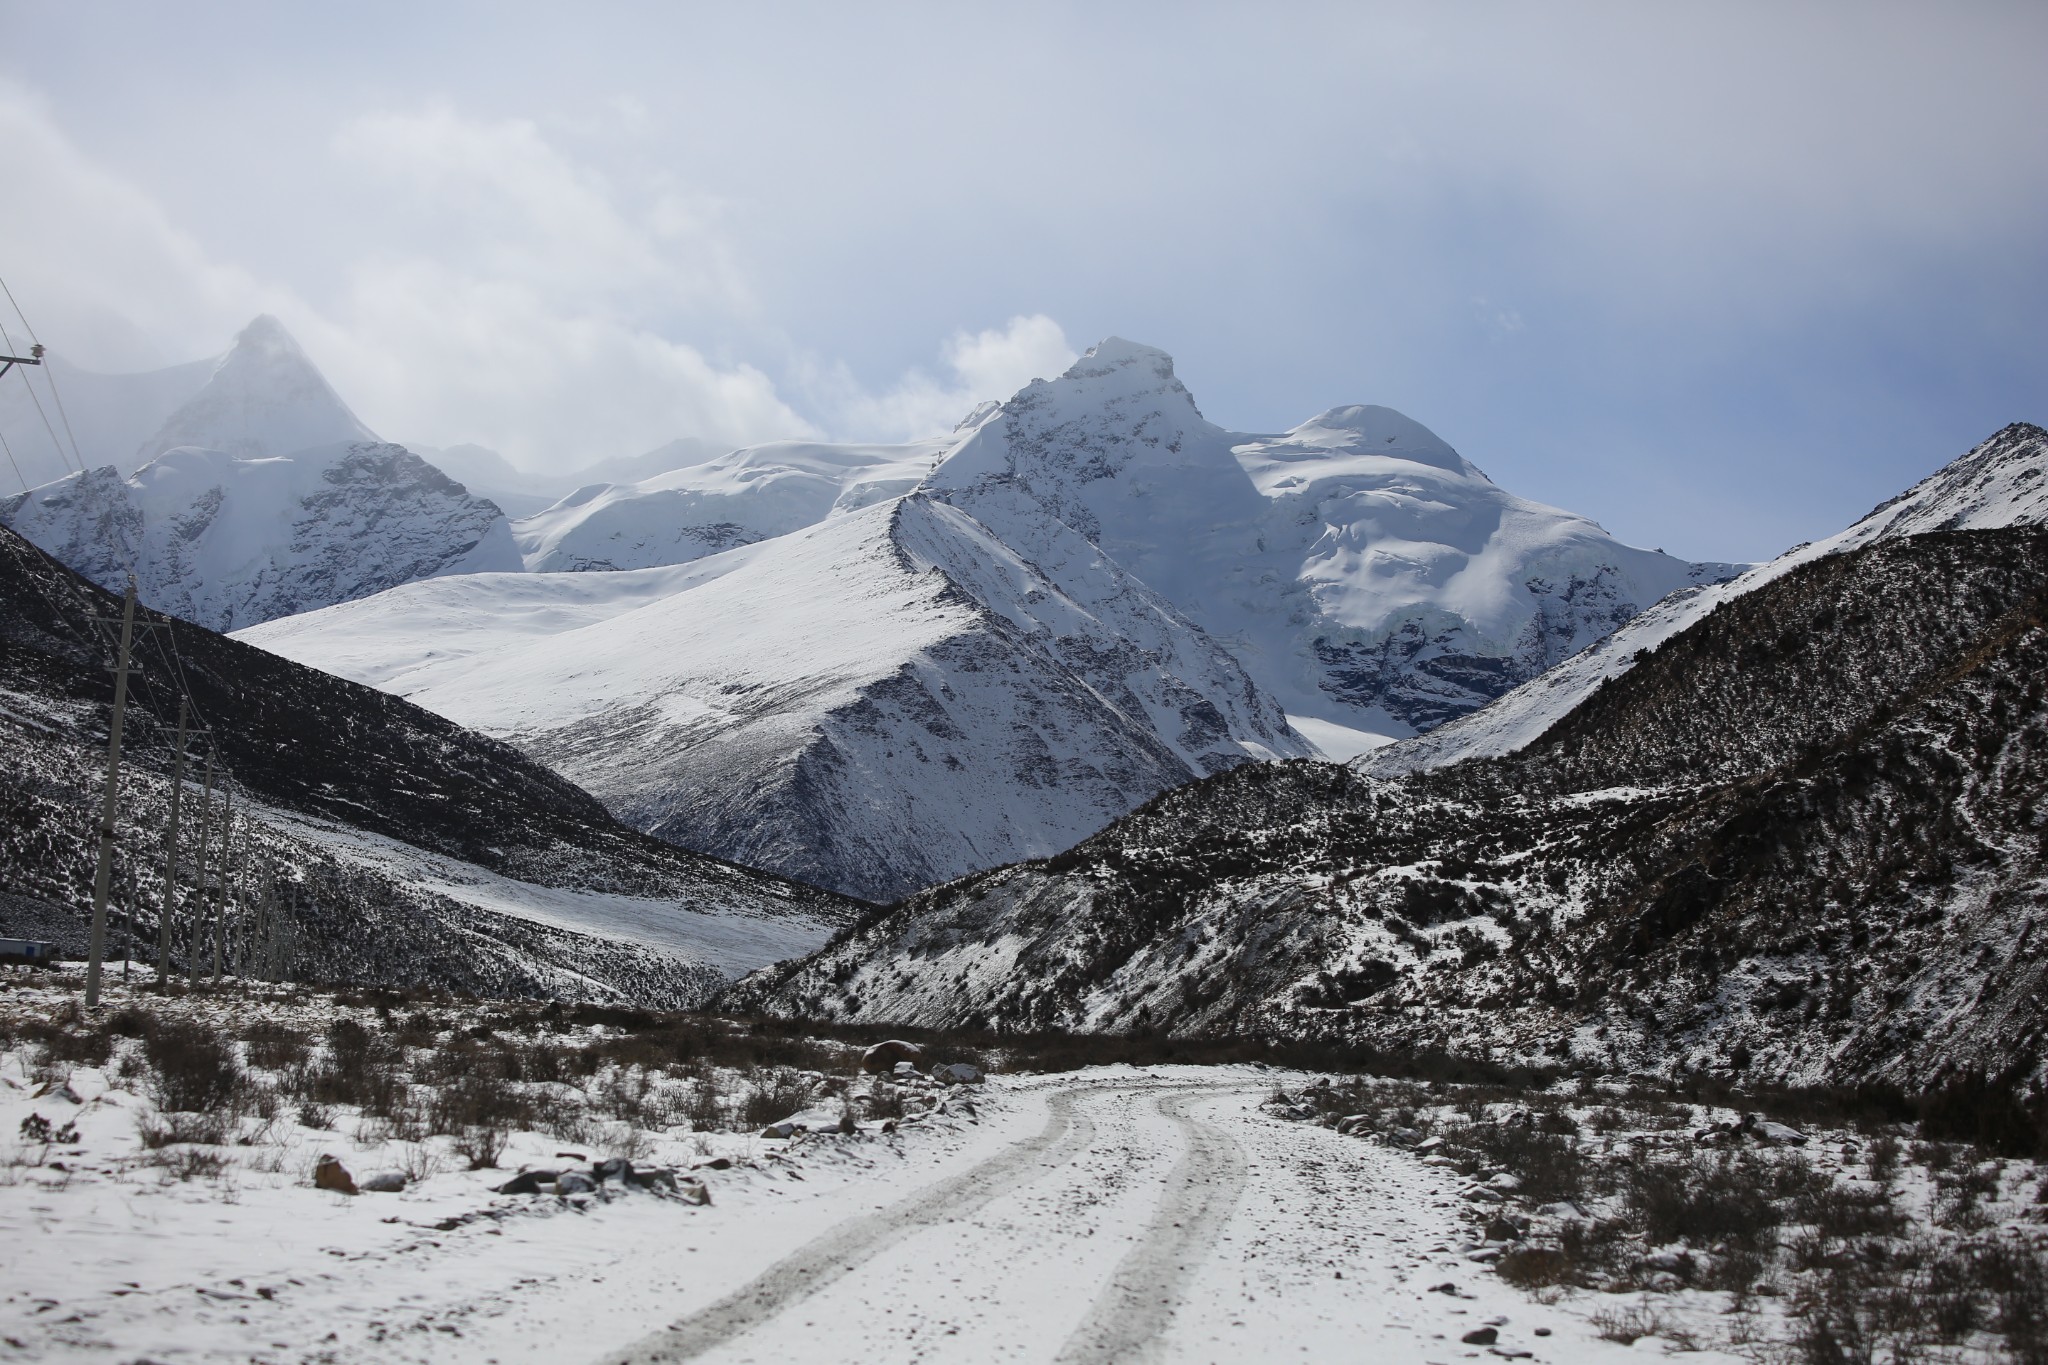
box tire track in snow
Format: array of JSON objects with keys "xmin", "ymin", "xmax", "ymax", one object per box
[
  {"xmin": 604, "ymin": 1084, "xmax": 1100, "ymax": 1364},
  {"xmin": 1050, "ymin": 1087, "xmax": 1252, "ymax": 1365}
]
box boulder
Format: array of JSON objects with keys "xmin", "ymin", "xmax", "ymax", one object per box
[
  {"xmin": 1757, "ymin": 1121, "xmax": 1808, "ymax": 1146},
  {"xmin": 313, "ymin": 1155, "xmax": 357, "ymax": 1195},
  {"xmin": 1484, "ymin": 1215, "xmax": 1524, "ymax": 1242},
  {"xmin": 495, "ymin": 1168, "xmax": 559, "ymax": 1195},
  {"xmin": 629, "ymin": 1167, "xmax": 678, "ymax": 1192},
  {"xmin": 360, "ymin": 1171, "xmax": 407, "ymax": 1193},
  {"xmin": 1461, "ymin": 1327, "xmax": 1498, "ymax": 1346},
  {"xmin": 892, "ymin": 1061, "xmax": 920, "ymax": 1079},
  {"xmin": 932, "ymin": 1063, "xmax": 984, "ymax": 1086},
  {"xmin": 760, "ymin": 1120, "xmax": 803, "ymax": 1140},
  {"xmin": 594, "ymin": 1157, "xmax": 634, "ymax": 1185},
  {"xmin": 861, "ymin": 1040, "xmax": 927, "ymax": 1074},
  {"xmin": 677, "ymin": 1179, "xmax": 712, "ymax": 1206}
]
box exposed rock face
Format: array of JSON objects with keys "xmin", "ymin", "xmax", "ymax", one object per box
[
  {"xmin": 2, "ymin": 442, "xmax": 518, "ymax": 630},
  {"xmin": 728, "ymin": 520, "xmax": 2048, "ymax": 1093}
]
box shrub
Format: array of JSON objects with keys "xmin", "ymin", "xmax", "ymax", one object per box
[
  {"xmin": 241, "ymin": 1021, "xmax": 309, "ymax": 1071},
  {"xmin": 1625, "ymin": 1152, "xmax": 1783, "ymax": 1249},
  {"xmin": 738, "ymin": 1069, "xmax": 813, "ymax": 1129},
  {"xmin": 143, "ymin": 1019, "xmax": 240, "ymax": 1113}
]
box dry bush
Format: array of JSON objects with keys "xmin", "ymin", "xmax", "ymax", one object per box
[
  {"xmin": 739, "ymin": 1069, "xmax": 814, "ymax": 1129},
  {"xmin": 453, "ymin": 1124, "xmax": 509, "ymax": 1170},
  {"xmin": 427, "ymin": 1069, "xmax": 529, "ymax": 1136},
  {"xmin": 1625, "ymin": 1151, "xmax": 1786, "ymax": 1249},
  {"xmin": 139, "ymin": 1111, "xmax": 230, "ymax": 1148},
  {"xmin": 1445, "ymin": 1122, "xmax": 1588, "ymax": 1205},
  {"xmin": 240, "ymin": 1020, "xmax": 309, "ymax": 1072},
  {"xmin": 143, "ymin": 1019, "xmax": 240, "ymax": 1113}
]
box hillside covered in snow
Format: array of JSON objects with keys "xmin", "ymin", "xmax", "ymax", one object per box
[{"xmin": 0, "ymin": 527, "xmax": 857, "ymax": 1004}]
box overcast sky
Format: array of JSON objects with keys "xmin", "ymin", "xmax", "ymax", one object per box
[{"xmin": 2, "ymin": 1, "xmax": 2043, "ymax": 561}]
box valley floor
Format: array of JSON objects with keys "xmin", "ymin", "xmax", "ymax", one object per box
[{"xmin": 7, "ymin": 974, "xmax": 2042, "ymax": 1363}]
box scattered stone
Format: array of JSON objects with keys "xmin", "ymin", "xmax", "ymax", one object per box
[
  {"xmin": 555, "ymin": 1151, "xmax": 588, "ymax": 1162},
  {"xmin": 892, "ymin": 1061, "xmax": 920, "ymax": 1079},
  {"xmin": 1485, "ymin": 1173, "xmax": 1523, "ymax": 1193},
  {"xmin": 1484, "ymin": 1216, "xmax": 1524, "ymax": 1242},
  {"xmin": 593, "ymin": 1158, "xmax": 634, "ymax": 1185},
  {"xmin": 677, "ymin": 1180, "xmax": 711, "ymax": 1206},
  {"xmin": 1462, "ymin": 1327, "xmax": 1499, "ymax": 1345},
  {"xmin": 861, "ymin": 1040, "xmax": 927, "ymax": 1074},
  {"xmin": 360, "ymin": 1171, "xmax": 407, "ymax": 1194},
  {"xmin": 555, "ymin": 1171, "xmax": 597, "ymax": 1195},
  {"xmin": 494, "ymin": 1169, "xmax": 559, "ymax": 1196},
  {"xmin": 761, "ymin": 1120, "xmax": 803, "ymax": 1140},
  {"xmin": 1462, "ymin": 1185, "xmax": 1506, "ymax": 1204},
  {"xmin": 313, "ymin": 1155, "xmax": 357, "ymax": 1195},
  {"xmin": 696, "ymin": 1156, "xmax": 733, "ymax": 1171},
  {"xmin": 932, "ymin": 1062, "xmax": 984, "ymax": 1086},
  {"xmin": 1413, "ymin": 1135, "xmax": 1443, "ymax": 1152},
  {"xmin": 629, "ymin": 1168, "xmax": 678, "ymax": 1193},
  {"xmin": 1758, "ymin": 1121, "xmax": 1808, "ymax": 1146}
]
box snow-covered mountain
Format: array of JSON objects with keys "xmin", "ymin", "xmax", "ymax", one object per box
[
  {"xmin": 241, "ymin": 336, "xmax": 1742, "ymax": 899},
  {"xmin": 924, "ymin": 339, "xmax": 1741, "ymax": 754},
  {"xmin": 246, "ymin": 492, "xmax": 1309, "ymax": 901},
  {"xmin": 514, "ymin": 437, "xmax": 945, "ymax": 572},
  {"xmin": 1, "ymin": 317, "xmax": 520, "ymax": 630},
  {"xmin": 1361, "ymin": 420, "xmax": 2048, "ymax": 777}
]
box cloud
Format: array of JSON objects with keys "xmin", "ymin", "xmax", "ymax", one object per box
[{"xmin": 808, "ymin": 316, "xmax": 1079, "ymax": 441}]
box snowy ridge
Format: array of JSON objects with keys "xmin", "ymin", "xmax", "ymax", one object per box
[
  {"xmin": 514, "ymin": 438, "xmax": 944, "ymax": 571},
  {"xmin": 1361, "ymin": 420, "xmax": 2048, "ymax": 776}
]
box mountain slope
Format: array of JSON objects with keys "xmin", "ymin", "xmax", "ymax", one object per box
[
  {"xmin": 248, "ymin": 494, "xmax": 1308, "ymax": 902},
  {"xmin": 2, "ymin": 318, "xmax": 520, "ymax": 630},
  {"xmin": 0, "ymin": 527, "xmax": 856, "ymax": 1004},
  {"xmin": 1362, "ymin": 421, "xmax": 2048, "ymax": 776},
  {"xmin": 728, "ymin": 519, "xmax": 2048, "ymax": 1092}
]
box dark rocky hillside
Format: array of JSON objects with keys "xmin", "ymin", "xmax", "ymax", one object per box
[
  {"xmin": 728, "ymin": 526, "xmax": 2048, "ymax": 1094},
  {"xmin": 0, "ymin": 528, "xmax": 858, "ymax": 1003}
]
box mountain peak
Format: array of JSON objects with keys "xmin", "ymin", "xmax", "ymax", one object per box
[{"xmin": 137, "ymin": 315, "xmax": 376, "ymax": 465}]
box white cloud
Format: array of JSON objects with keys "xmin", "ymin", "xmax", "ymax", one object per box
[
  {"xmin": 812, "ymin": 315, "xmax": 1078, "ymax": 441},
  {"xmin": 0, "ymin": 89, "xmax": 1082, "ymax": 475}
]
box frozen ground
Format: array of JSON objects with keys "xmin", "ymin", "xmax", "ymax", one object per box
[{"xmin": 0, "ymin": 980, "xmax": 1707, "ymax": 1365}]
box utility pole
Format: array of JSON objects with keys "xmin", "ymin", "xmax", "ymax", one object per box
[
  {"xmin": 157, "ymin": 699, "xmax": 188, "ymax": 981},
  {"xmin": 83, "ymin": 577, "xmax": 138, "ymax": 1010},
  {"xmin": 211, "ymin": 783, "xmax": 233, "ymax": 984},
  {"xmin": 187, "ymin": 750, "xmax": 214, "ymax": 984}
]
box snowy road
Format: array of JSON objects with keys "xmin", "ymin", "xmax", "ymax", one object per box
[
  {"xmin": 580, "ymin": 1073, "xmax": 1639, "ymax": 1365},
  {"xmin": 3, "ymin": 1065, "xmax": 1685, "ymax": 1363}
]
